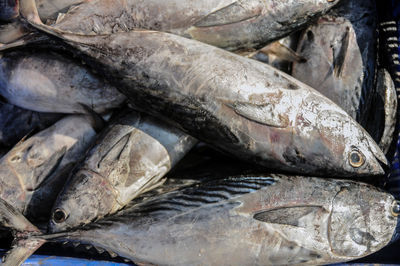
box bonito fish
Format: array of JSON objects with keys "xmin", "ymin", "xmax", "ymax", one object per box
[
  {"xmin": 292, "ymin": 0, "xmax": 378, "ymax": 125},
  {"xmin": 0, "ymin": 114, "xmax": 98, "ymax": 221},
  {"xmin": 1, "ymin": 175, "xmax": 399, "ymax": 265},
  {"xmin": 49, "ymin": 109, "xmax": 197, "ymax": 231},
  {"xmin": 2, "ymin": 0, "xmax": 341, "ymax": 51},
  {"xmin": 0, "ymin": 50, "xmax": 126, "ymax": 114},
  {"xmin": 16, "ymin": 3, "xmax": 388, "ymax": 177}
]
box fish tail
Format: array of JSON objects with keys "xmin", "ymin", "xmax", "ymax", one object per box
[{"xmin": 0, "ymin": 198, "xmax": 45, "ymax": 265}]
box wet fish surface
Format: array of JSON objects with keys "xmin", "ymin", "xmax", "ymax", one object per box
[
  {"xmin": 1, "ymin": 175, "xmax": 399, "ymax": 265},
  {"xmin": 0, "ymin": 114, "xmax": 98, "ymax": 222},
  {"xmin": 49, "ymin": 109, "xmax": 197, "ymax": 231},
  {"xmin": 16, "ymin": 8, "xmax": 389, "ymax": 177},
  {"xmin": 292, "ymin": 0, "xmax": 378, "ymax": 125},
  {"xmin": 0, "ymin": 50, "xmax": 126, "ymax": 114},
  {"xmin": 0, "ymin": 101, "xmax": 61, "ymax": 148}
]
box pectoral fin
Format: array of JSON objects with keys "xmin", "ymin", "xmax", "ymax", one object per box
[
  {"xmin": 227, "ymin": 101, "xmax": 289, "ymax": 128},
  {"xmin": 254, "ymin": 206, "xmax": 326, "ymax": 226},
  {"xmin": 194, "ymin": 1, "xmax": 260, "ymax": 27},
  {"xmin": 259, "ymin": 42, "xmax": 306, "ymax": 63}
]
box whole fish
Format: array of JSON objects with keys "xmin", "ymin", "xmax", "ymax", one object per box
[
  {"xmin": 17, "ymin": 5, "xmax": 388, "ymax": 177},
  {"xmin": 0, "ymin": 50, "xmax": 126, "ymax": 114},
  {"xmin": 6, "ymin": 0, "xmax": 341, "ymax": 51},
  {"xmin": 292, "ymin": 0, "xmax": 377, "ymax": 125},
  {"xmin": 0, "ymin": 0, "xmax": 19, "ymax": 21},
  {"xmin": 1, "ymin": 175, "xmax": 399, "ymax": 265},
  {"xmin": 0, "ymin": 114, "xmax": 98, "ymax": 222},
  {"xmin": 49, "ymin": 109, "xmax": 197, "ymax": 231},
  {"xmin": 0, "ymin": 101, "xmax": 61, "ymax": 147}
]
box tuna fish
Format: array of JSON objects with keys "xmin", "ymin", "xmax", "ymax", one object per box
[
  {"xmin": 16, "ymin": 5, "xmax": 388, "ymax": 176},
  {"xmin": 292, "ymin": 0, "xmax": 378, "ymax": 125},
  {"xmin": 0, "ymin": 114, "xmax": 98, "ymax": 222},
  {"xmin": 49, "ymin": 109, "xmax": 197, "ymax": 231},
  {"xmin": 0, "ymin": 50, "xmax": 126, "ymax": 114},
  {"xmin": 0, "ymin": 101, "xmax": 61, "ymax": 148},
  {"xmin": 3, "ymin": 0, "xmax": 342, "ymax": 51},
  {"xmin": 1, "ymin": 175, "xmax": 399, "ymax": 265}
]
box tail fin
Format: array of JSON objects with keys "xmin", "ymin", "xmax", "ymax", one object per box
[{"xmin": 0, "ymin": 198, "xmax": 45, "ymax": 266}]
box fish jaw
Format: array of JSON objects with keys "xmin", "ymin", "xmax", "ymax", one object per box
[
  {"xmin": 291, "ymin": 92, "xmax": 386, "ymax": 176},
  {"xmin": 49, "ymin": 169, "xmax": 119, "ymax": 233}
]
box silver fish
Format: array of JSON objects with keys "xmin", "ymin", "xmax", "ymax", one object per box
[
  {"xmin": 0, "ymin": 101, "xmax": 61, "ymax": 147},
  {"xmin": 1, "ymin": 175, "xmax": 399, "ymax": 265},
  {"xmin": 292, "ymin": 0, "xmax": 378, "ymax": 125},
  {"xmin": 49, "ymin": 109, "xmax": 197, "ymax": 231},
  {"xmin": 17, "ymin": 6, "xmax": 388, "ymax": 177},
  {"xmin": 0, "ymin": 50, "xmax": 126, "ymax": 114},
  {"xmin": 0, "ymin": 114, "xmax": 98, "ymax": 221}
]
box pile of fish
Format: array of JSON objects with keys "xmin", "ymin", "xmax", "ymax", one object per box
[{"xmin": 0, "ymin": 0, "xmax": 399, "ymax": 264}]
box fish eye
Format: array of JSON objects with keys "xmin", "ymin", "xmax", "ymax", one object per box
[
  {"xmin": 348, "ymin": 149, "xmax": 365, "ymax": 168},
  {"xmin": 53, "ymin": 208, "xmax": 68, "ymax": 223},
  {"xmin": 391, "ymin": 201, "xmax": 400, "ymax": 217}
]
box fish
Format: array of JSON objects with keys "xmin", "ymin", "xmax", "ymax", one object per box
[
  {"xmin": 0, "ymin": 101, "xmax": 61, "ymax": 148},
  {"xmin": 1, "ymin": 175, "xmax": 400, "ymax": 265},
  {"xmin": 4, "ymin": 0, "xmax": 341, "ymax": 51},
  {"xmin": 0, "ymin": 114, "xmax": 98, "ymax": 222},
  {"xmin": 35, "ymin": 0, "xmax": 88, "ymax": 22},
  {"xmin": 292, "ymin": 0, "xmax": 378, "ymax": 125},
  {"xmin": 49, "ymin": 109, "xmax": 197, "ymax": 232},
  {"xmin": 16, "ymin": 3, "xmax": 388, "ymax": 177},
  {"xmin": 0, "ymin": 50, "xmax": 126, "ymax": 114},
  {"xmin": 0, "ymin": 0, "xmax": 19, "ymax": 21}
]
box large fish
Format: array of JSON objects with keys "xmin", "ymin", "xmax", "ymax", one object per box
[
  {"xmin": 0, "ymin": 50, "xmax": 126, "ymax": 114},
  {"xmin": 3, "ymin": 0, "xmax": 341, "ymax": 51},
  {"xmin": 292, "ymin": 0, "xmax": 377, "ymax": 125},
  {"xmin": 1, "ymin": 175, "xmax": 399, "ymax": 265},
  {"xmin": 0, "ymin": 114, "xmax": 98, "ymax": 222},
  {"xmin": 49, "ymin": 109, "xmax": 197, "ymax": 231},
  {"xmin": 16, "ymin": 4, "xmax": 388, "ymax": 177},
  {"xmin": 0, "ymin": 101, "xmax": 61, "ymax": 148}
]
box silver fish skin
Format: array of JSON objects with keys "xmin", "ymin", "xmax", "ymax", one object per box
[
  {"xmin": 0, "ymin": 0, "xmax": 19, "ymax": 21},
  {"xmin": 3, "ymin": 175, "xmax": 400, "ymax": 265},
  {"xmin": 0, "ymin": 51, "xmax": 126, "ymax": 114},
  {"xmin": 0, "ymin": 114, "xmax": 97, "ymax": 221},
  {"xmin": 35, "ymin": 0, "xmax": 87, "ymax": 21},
  {"xmin": 19, "ymin": 12, "xmax": 388, "ymax": 177},
  {"xmin": 50, "ymin": 0, "xmax": 340, "ymax": 51},
  {"xmin": 292, "ymin": 0, "xmax": 377, "ymax": 124},
  {"xmin": 49, "ymin": 109, "xmax": 197, "ymax": 232},
  {"xmin": 0, "ymin": 101, "xmax": 61, "ymax": 147}
]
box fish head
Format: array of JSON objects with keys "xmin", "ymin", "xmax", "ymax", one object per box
[
  {"xmin": 49, "ymin": 169, "xmax": 118, "ymax": 233},
  {"xmin": 292, "ymin": 92, "xmax": 387, "ymax": 176},
  {"xmin": 327, "ymin": 183, "xmax": 399, "ymax": 258}
]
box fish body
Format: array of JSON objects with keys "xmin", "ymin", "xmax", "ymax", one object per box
[
  {"xmin": 3, "ymin": 175, "xmax": 399, "ymax": 265},
  {"xmin": 0, "ymin": 101, "xmax": 61, "ymax": 147},
  {"xmin": 49, "ymin": 109, "xmax": 197, "ymax": 231},
  {"xmin": 0, "ymin": 115, "xmax": 97, "ymax": 221},
  {"xmin": 19, "ymin": 17, "xmax": 389, "ymax": 177},
  {"xmin": 0, "ymin": 50, "xmax": 126, "ymax": 114},
  {"xmin": 35, "ymin": 0, "xmax": 87, "ymax": 21},
  {"xmin": 292, "ymin": 0, "xmax": 377, "ymax": 124},
  {"xmin": 41, "ymin": 0, "xmax": 341, "ymax": 51}
]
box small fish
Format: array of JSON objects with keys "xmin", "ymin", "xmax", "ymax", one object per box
[
  {"xmin": 1, "ymin": 175, "xmax": 399, "ymax": 265},
  {"xmin": 0, "ymin": 0, "xmax": 19, "ymax": 21},
  {"xmin": 49, "ymin": 109, "xmax": 197, "ymax": 232},
  {"xmin": 0, "ymin": 114, "xmax": 98, "ymax": 222},
  {"xmin": 0, "ymin": 101, "xmax": 61, "ymax": 148},
  {"xmin": 16, "ymin": 3, "xmax": 388, "ymax": 177},
  {"xmin": 292, "ymin": 0, "xmax": 378, "ymax": 125},
  {"xmin": 0, "ymin": 50, "xmax": 126, "ymax": 114}
]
